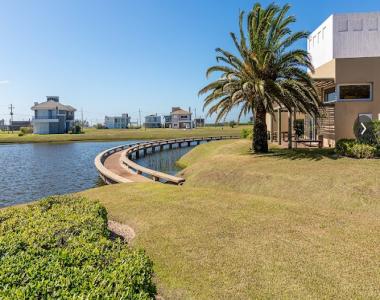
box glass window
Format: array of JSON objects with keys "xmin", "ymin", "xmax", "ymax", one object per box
[
  {"xmin": 324, "ymin": 87, "xmax": 336, "ymax": 103},
  {"xmin": 338, "ymin": 84, "xmax": 371, "ymax": 101}
]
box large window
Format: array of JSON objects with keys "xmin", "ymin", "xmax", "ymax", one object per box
[
  {"xmin": 338, "ymin": 84, "xmax": 372, "ymax": 101},
  {"xmin": 324, "ymin": 87, "xmax": 337, "ymax": 103}
]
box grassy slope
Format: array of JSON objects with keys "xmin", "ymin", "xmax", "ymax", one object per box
[
  {"xmin": 0, "ymin": 126, "xmax": 245, "ymax": 143},
  {"xmin": 80, "ymin": 140, "xmax": 380, "ymax": 299}
]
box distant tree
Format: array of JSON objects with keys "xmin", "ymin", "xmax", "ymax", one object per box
[
  {"xmin": 229, "ymin": 120, "xmax": 237, "ymax": 128},
  {"xmin": 199, "ymin": 2, "xmax": 321, "ymax": 153}
]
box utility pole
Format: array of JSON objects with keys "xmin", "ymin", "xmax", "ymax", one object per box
[
  {"xmin": 81, "ymin": 108, "xmax": 84, "ymax": 128},
  {"xmin": 9, "ymin": 104, "xmax": 14, "ymax": 133},
  {"xmin": 194, "ymin": 107, "xmax": 197, "ymax": 128}
]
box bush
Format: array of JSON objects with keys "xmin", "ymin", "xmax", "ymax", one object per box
[
  {"xmin": 350, "ymin": 143, "xmax": 377, "ymax": 159},
  {"xmin": 336, "ymin": 139, "xmax": 376, "ymax": 159},
  {"xmin": 241, "ymin": 128, "xmax": 253, "ymax": 139},
  {"xmin": 372, "ymin": 120, "xmax": 380, "ymax": 145},
  {"xmin": 335, "ymin": 139, "xmax": 356, "ymax": 155},
  {"xmin": 0, "ymin": 196, "xmax": 156, "ymax": 299},
  {"xmin": 94, "ymin": 123, "xmax": 106, "ymax": 129},
  {"xmin": 71, "ymin": 125, "xmax": 82, "ymax": 134},
  {"xmin": 20, "ymin": 127, "xmax": 33, "ymax": 134}
]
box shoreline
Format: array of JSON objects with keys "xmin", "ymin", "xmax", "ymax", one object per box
[{"xmin": 0, "ymin": 126, "xmax": 246, "ymax": 145}]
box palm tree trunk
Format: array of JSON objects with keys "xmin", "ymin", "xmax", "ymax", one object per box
[{"xmin": 253, "ymin": 103, "xmax": 268, "ymax": 153}]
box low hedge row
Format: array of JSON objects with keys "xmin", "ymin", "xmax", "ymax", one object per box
[
  {"xmin": 0, "ymin": 196, "xmax": 156, "ymax": 299},
  {"xmin": 336, "ymin": 139, "xmax": 377, "ymax": 159}
]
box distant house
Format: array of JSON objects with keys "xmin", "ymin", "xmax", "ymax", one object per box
[
  {"xmin": 0, "ymin": 119, "xmax": 5, "ymax": 130},
  {"xmin": 193, "ymin": 118, "xmax": 205, "ymax": 127},
  {"xmin": 9, "ymin": 120, "xmax": 32, "ymax": 131},
  {"xmin": 104, "ymin": 113, "xmax": 130, "ymax": 129},
  {"xmin": 31, "ymin": 96, "xmax": 76, "ymax": 134},
  {"xmin": 144, "ymin": 114, "xmax": 161, "ymax": 128},
  {"xmin": 164, "ymin": 107, "xmax": 192, "ymax": 129}
]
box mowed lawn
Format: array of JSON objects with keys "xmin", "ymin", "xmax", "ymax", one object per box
[
  {"xmin": 0, "ymin": 126, "xmax": 245, "ymax": 143},
  {"xmin": 80, "ymin": 140, "xmax": 380, "ymax": 299}
]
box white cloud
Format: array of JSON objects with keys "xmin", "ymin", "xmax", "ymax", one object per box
[{"xmin": 0, "ymin": 80, "xmax": 10, "ymax": 84}]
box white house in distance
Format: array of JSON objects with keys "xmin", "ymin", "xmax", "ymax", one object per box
[
  {"xmin": 104, "ymin": 113, "xmax": 131, "ymax": 129},
  {"xmin": 31, "ymin": 96, "xmax": 76, "ymax": 134},
  {"xmin": 144, "ymin": 114, "xmax": 162, "ymax": 128},
  {"xmin": 164, "ymin": 107, "xmax": 192, "ymax": 129}
]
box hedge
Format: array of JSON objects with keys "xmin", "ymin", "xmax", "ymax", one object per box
[
  {"xmin": 336, "ymin": 139, "xmax": 377, "ymax": 159},
  {"xmin": 0, "ymin": 196, "xmax": 156, "ymax": 299}
]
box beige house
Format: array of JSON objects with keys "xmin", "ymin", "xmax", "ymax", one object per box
[
  {"xmin": 164, "ymin": 107, "xmax": 192, "ymax": 129},
  {"xmin": 267, "ymin": 12, "xmax": 380, "ymax": 147}
]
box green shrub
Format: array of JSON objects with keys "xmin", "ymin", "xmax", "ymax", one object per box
[
  {"xmin": 336, "ymin": 139, "xmax": 376, "ymax": 159},
  {"xmin": 71, "ymin": 125, "xmax": 82, "ymax": 134},
  {"xmin": 350, "ymin": 143, "xmax": 377, "ymax": 159},
  {"xmin": 20, "ymin": 127, "xmax": 33, "ymax": 134},
  {"xmin": 241, "ymin": 128, "xmax": 253, "ymax": 139},
  {"xmin": 372, "ymin": 120, "xmax": 380, "ymax": 145},
  {"xmin": 335, "ymin": 139, "xmax": 356, "ymax": 156},
  {"xmin": 0, "ymin": 196, "xmax": 156, "ymax": 299}
]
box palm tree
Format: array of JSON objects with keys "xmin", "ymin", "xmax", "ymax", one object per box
[{"xmin": 199, "ymin": 2, "xmax": 321, "ymax": 153}]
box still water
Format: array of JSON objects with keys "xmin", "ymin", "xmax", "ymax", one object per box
[{"xmin": 0, "ymin": 141, "xmax": 193, "ymax": 207}]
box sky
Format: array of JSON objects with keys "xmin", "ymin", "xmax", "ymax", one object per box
[{"xmin": 0, "ymin": 0, "xmax": 380, "ymax": 125}]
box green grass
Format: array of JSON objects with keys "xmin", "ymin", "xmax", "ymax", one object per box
[
  {"xmin": 80, "ymin": 140, "xmax": 380, "ymax": 299},
  {"xmin": 0, "ymin": 126, "xmax": 246, "ymax": 144}
]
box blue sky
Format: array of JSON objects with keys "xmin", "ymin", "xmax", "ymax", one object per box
[{"xmin": 0, "ymin": 0, "xmax": 379, "ymax": 124}]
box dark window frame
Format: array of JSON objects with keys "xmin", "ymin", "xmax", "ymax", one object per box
[{"xmin": 337, "ymin": 83, "xmax": 372, "ymax": 101}]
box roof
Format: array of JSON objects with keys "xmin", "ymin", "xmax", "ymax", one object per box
[
  {"xmin": 171, "ymin": 108, "xmax": 191, "ymax": 115},
  {"xmin": 313, "ymin": 78, "xmax": 335, "ymax": 90},
  {"xmin": 31, "ymin": 100, "xmax": 76, "ymax": 112}
]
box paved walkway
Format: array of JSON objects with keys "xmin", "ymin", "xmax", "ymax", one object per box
[{"xmin": 103, "ymin": 151, "xmax": 150, "ymax": 183}]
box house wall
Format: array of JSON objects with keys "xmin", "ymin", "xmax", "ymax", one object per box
[
  {"xmin": 312, "ymin": 59, "xmax": 336, "ymax": 79},
  {"xmin": 334, "ymin": 57, "xmax": 380, "ymax": 140},
  {"xmin": 33, "ymin": 122, "xmax": 50, "ymax": 134},
  {"xmin": 308, "ymin": 15, "xmax": 334, "ymax": 69},
  {"xmin": 333, "ymin": 13, "xmax": 380, "ymax": 60},
  {"xmin": 105, "ymin": 116, "xmax": 130, "ymax": 129},
  {"xmin": 309, "ymin": 13, "xmax": 380, "ymax": 69}
]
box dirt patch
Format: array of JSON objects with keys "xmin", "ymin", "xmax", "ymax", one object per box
[{"xmin": 108, "ymin": 220, "xmax": 136, "ymax": 243}]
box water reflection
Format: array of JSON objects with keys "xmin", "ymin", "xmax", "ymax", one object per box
[
  {"xmin": 136, "ymin": 146, "xmax": 194, "ymax": 176},
  {"xmin": 0, "ymin": 141, "xmax": 138, "ymax": 207},
  {"xmin": 0, "ymin": 140, "xmax": 197, "ymax": 207}
]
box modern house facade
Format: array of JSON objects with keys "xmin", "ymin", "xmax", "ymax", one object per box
[
  {"xmin": 193, "ymin": 118, "xmax": 205, "ymax": 127},
  {"xmin": 266, "ymin": 12, "xmax": 380, "ymax": 147},
  {"xmin": 164, "ymin": 107, "xmax": 192, "ymax": 129},
  {"xmin": 0, "ymin": 119, "xmax": 5, "ymax": 131},
  {"xmin": 31, "ymin": 96, "xmax": 76, "ymax": 134},
  {"xmin": 104, "ymin": 114, "xmax": 130, "ymax": 129},
  {"xmin": 144, "ymin": 114, "xmax": 162, "ymax": 128}
]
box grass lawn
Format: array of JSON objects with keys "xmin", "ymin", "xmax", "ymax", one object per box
[
  {"xmin": 0, "ymin": 126, "xmax": 246, "ymax": 144},
  {"xmin": 80, "ymin": 140, "xmax": 380, "ymax": 299}
]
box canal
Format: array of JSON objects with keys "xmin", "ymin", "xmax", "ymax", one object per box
[{"xmin": 0, "ymin": 141, "xmax": 193, "ymax": 207}]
